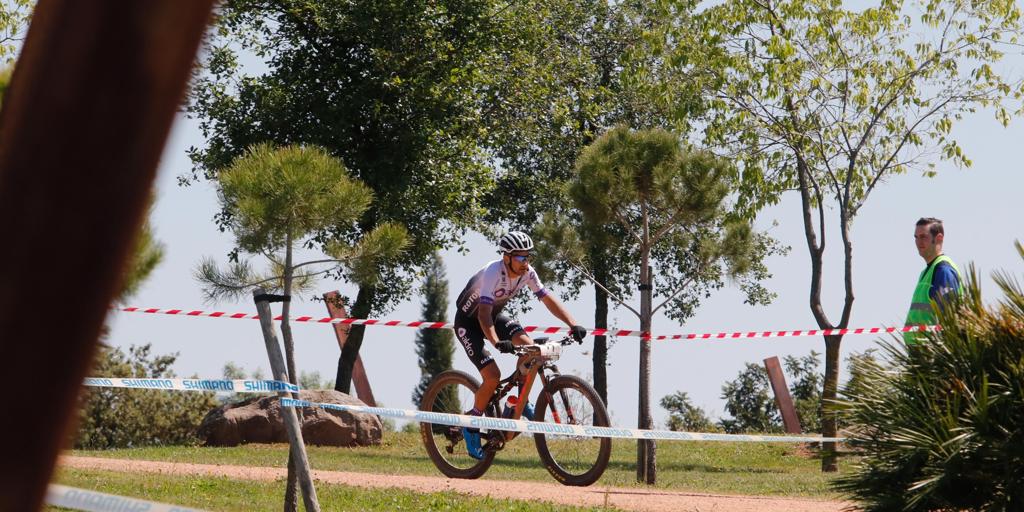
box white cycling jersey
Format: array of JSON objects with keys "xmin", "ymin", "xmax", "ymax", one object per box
[{"xmin": 455, "ymin": 259, "xmax": 548, "ymax": 318}]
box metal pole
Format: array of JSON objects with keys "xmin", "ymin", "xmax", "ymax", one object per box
[{"xmin": 254, "ymin": 289, "xmax": 321, "ymax": 512}]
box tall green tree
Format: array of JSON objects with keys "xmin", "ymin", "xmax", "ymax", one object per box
[
  {"xmin": 196, "ymin": 143, "xmax": 406, "ymax": 512},
  {"xmin": 662, "ymin": 0, "xmax": 1024, "ymax": 470},
  {"xmin": 412, "ymin": 252, "xmax": 455, "ymax": 407},
  {"xmin": 479, "ymin": 0, "xmax": 711, "ymax": 404},
  {"xmin": 570, "ymin": 126, "xmax": 773, "ymax": 484},
  {"xmin": 188, "ymin": 0, "xmax": 500, "ymax": 398}
]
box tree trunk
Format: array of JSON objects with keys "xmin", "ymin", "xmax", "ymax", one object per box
[
  {"xmin": 821, "ymin": 202, "xmax": 856, "ymax": 472},
  {"xmin": 821, "ymin": 334, "xmax": 842, "ymax": 472},
  {"xmin": 637, "ymin": 204, "xmax": 656, "ymax": 485},
  {"xmin": 793, "ymin": 154, "xmax": 855, "ymax": 472},
  {"xmin": 335, "ymin": 285, "xmax": 375, "ymax": 394},
  {"xmin": 282, "ymin": 241, "xmax": 299, "ymax": 512},
  {"xmin": 593, "ymin": 253, "xmax": 609, "ymax": 405}
]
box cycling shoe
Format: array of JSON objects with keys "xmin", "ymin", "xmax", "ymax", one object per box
[
  {"xmin": 523, "ymin": 401, "xmax": 535, "ymax": 421},
  {"xmin": 462, "ymin": 427, "xmax": 484, "ymax": 460}
]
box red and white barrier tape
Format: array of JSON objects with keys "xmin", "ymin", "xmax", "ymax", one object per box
[{"xmin": 120, "ymin": 306, "xmax": 936, "ymax": 340}]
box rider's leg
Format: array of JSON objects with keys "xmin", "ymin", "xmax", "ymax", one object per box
[
  {"xmin": 463, "ymin": 361, "xmax": 499, "ymax": 460},
  {"xmin": 454, "ymin": 318, "xmax": 495, "ymax": 459},
  {"xmin": 473, "ymin": 361, "xmax": 500, "ymax": 411}
]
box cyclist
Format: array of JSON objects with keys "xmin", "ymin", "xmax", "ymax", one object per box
[{"xmin": 453, "ymin": 231, "xmax": 587, "ymax": 459}]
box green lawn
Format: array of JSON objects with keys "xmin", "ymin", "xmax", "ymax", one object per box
[
  {"xmin": 50, "ymin": 468, "xmax": 611, "ymax": 511},
  {"xmin": 70, "ymin": 431, "xmax": 853, "ymax": 498}
]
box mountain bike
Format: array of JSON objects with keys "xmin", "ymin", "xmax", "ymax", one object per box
[{"xmin": 419, "ymin": 336, "xmax": 611, "ymax": 486}]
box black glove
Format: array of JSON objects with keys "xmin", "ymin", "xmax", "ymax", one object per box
[
  {"xmin": 495, "ymin": 340, "xmax": 515, "ymax": 354},
  {"xmin": 569, "ymin": 325, "xmax": 587, "ymax": 344}
]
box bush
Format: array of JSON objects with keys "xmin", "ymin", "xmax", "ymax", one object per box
[
  {"xmin": 75, "ymin": 344, "xmax": 219, "ymax": 449},
  {"xmin": 785, "ymin": 351, "xmax": 822, "ymax": 433},
  {"xmin": 718, "ymin": 362, "xmax": 782, "ymax": 433},
  {"xmin": 835, "ymin": 245, "xmax": 1024, "ymax": 511},
  {"xmin": 660, "ymin": 391, "xmax": 718, "ymax": 432}
]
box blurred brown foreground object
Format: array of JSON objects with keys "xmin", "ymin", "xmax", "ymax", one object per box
[{"xmin": 0, "ymin": 1, "xmax": 215, "ymax": 510}]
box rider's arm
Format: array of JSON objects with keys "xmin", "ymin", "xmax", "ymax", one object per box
[
  {"xmin": 541, "ymin": 294, "xmax": 578, "ymax": 328},
  {"xmin": 477, "ymin": 303, "xmax": 502, "ymax": 347}
]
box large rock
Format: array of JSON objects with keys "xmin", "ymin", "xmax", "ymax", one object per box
[{"xmin": 198, "ymin": 389, "xmax": 383, "ymax": 447}]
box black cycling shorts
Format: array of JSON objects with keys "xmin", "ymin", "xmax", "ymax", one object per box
[{"xmin": 453, "ymin": 313, "xmax": 525, "ymax": 371}]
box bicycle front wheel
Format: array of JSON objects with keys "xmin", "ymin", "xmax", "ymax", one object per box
[
  {"xmin": 533, "ymin": 375, "xmax": 612, "ymax": 486},
  {"xmin": 419, "ymin": 370, "xmax": 495, "ymax": 479}
]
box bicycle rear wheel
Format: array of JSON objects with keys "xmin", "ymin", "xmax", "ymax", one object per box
[
  {"xmin": 419, "ymin": 370, "xmax": 495, "ymax": 479},
  {"xmin": 533, "ymin": 375, "xmax": 612, "ymax": 486}
]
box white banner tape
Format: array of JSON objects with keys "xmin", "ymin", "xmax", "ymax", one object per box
[
  {"xmin": 47, "ymin": 484, "xmax": 206, "ymax": 512},
  {"xmin": 281, "ymin": 397, "xmax": 845, "ymax": 443},
  {"xmin": 83, "ymin": 378, "xmax": 299, "ymax": 394}
]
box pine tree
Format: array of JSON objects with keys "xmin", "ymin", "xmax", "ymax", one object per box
[{"xmin": 412, "ymin": 252, "xmax": 455, "ymax": 407}]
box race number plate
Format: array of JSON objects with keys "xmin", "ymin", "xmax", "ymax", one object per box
[{"xmin": 537, "ymin": 343, "xmax": 562, "ymax": 361}]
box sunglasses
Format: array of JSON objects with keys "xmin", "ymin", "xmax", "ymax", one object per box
[{"xmin": 509, "ymin": 254, "xmax": 532, "ymax": 263}]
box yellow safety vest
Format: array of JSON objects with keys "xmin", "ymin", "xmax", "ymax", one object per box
[{"xmin": 903, "ymin": 254, "xmax": 962, "ymax": 345}]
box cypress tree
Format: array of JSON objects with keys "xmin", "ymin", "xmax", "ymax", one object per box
[{"xmin": 412, "ymin": 252, "xmax": 455, "ymax": 407}]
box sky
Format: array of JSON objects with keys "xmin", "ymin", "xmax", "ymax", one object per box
[{"xmin": 104, "ymin": 12, "xmax": 1024, "ymax": 431}]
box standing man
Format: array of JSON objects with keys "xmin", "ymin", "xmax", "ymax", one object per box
[
  {"xmin": 904, "ymin": 217, "xmax": 963, "ymax": 344},
  {"xmin": 453, "ymin": 231, "xmax": 587, "ymax": 459}
]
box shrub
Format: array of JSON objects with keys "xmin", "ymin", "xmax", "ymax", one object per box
[
  {"xmin": 834, "ymin": 244, "xmax": 1024, "ymax": 511},
  {"xmin": 75, "ymin": 344, "xmax": 219, "ymax": 449},
  {"xmin": 718, "ymin": 362, "xmax": 782, "ymax": 433},
  {"xmin": 785, "ymin": 351, "xmax": 823, "ymax": 433},
  {"xmin": 661, "ymin": 391, "xmax": 718, "ymax": 432}
]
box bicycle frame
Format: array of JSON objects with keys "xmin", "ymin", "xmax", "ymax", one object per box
[{"xmin": 488, "ymin": 338, "xmax": 580, "ymax": 442}]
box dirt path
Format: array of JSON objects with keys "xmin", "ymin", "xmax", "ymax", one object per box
[{"xmin": 59, "ymin": 456, "xmax": 855, "ymax": 512}]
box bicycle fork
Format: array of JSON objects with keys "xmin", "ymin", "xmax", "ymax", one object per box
[{"xmin": 537, "ymin": 366, "xmax": 580, "ymax": 426}]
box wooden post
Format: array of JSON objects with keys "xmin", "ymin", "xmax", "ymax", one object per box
[
  {"xmin": 764, "ymin": 356, "xmax": 802, "ymax": 434},
  {"xmin": 254, "ymin": 289, "xmax": 321, "ymax": 512},
  {"xmin": 0, "ymin": 1, "xmax": 214, "ymax": 509},
  {"xmin": 323, "ymin": 291, "xmax": 376, "ymax": 405}
]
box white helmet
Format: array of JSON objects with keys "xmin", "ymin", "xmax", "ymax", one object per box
[{"xmin": 498, "ymin": 231, "xmax": 534, "ymax": 253}]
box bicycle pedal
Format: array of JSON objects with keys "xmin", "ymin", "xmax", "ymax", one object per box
[{"xmin": 484, "ymin": 432, "xmax": 505, "ymax": 451}]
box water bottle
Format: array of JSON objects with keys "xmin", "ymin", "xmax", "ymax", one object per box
[{"xmin": 502, "ymin": 395, "xmax": 519, "ymax": 418}]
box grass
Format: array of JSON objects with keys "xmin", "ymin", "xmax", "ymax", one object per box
[
  {"xmin": 49, "ymin": 468, "xmax": 611, "ymax": 511},
  {"xmin": 70, "ymin": 430, "xmax": 853, "ymax": 498}
]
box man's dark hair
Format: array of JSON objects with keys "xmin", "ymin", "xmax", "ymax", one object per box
[{"xmin": 916, "ymin": 217, "xmax": 944, "ymax": 237}]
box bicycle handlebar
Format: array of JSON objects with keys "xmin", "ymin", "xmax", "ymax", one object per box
[{"xmin": 508, "ymin": 336, "xmax": 574, "ymax": 357}]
